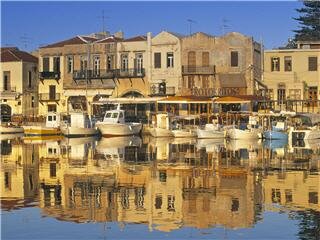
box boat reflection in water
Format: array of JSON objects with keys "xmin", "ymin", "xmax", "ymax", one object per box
[{"xmin": 1, "ymin": 134, "xmax": 319, "ymax": 238}]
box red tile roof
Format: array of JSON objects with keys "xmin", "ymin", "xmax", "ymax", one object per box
[
  {"xmin": 1, "ymin": 47, "xmax": 38, "ymax": 63},
  {"xmin": 40, "ymin": 36, "xmax": 97, "ymax": 49},
  {"xmin": 123, "ymin": 35, "xmax": 147, "ymax": 42}
]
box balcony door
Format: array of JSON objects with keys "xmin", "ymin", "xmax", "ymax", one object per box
[
  {"xmin": 53, "ymin": 57, "xmax": 60, "ymax": 73},
  {"xmin": 135, "ymin": 53, "xmax": 143, "ymax": 76},
  {"xmin": 308, "ymin": 87, "xmax": 318, "ymax": 107},
  {"xmin": 49, "ymin": 85, "xmax": 56, "ymax": 100}
]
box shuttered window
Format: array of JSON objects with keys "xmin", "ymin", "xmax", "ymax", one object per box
[
  {"xmin": 231, "ymin": 51, "xmax": 238, "ymax": 67},
  {"xmin": 154, "ymin": 52, "xmax": 161, "ymax": 68},
  {"xmin": 202, "ymin": 52, "xmax": 209, "ymax": 66},
  {"xmin": 308, "ymin": 57, "xmax": 318, "ymax": 71},
  {"xmin": 188, "ymin": 51, "xmax": 196, "ymax": 66},
  {"xmin": 43, "ymin": 57, "xmax": 49, "ymax": 71}
]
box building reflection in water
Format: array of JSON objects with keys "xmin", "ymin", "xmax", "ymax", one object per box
[{"xmin": 0, "ymin": 135, "xmax": 319, "ymax": 234}]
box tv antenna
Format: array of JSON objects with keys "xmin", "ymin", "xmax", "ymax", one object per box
[
  {"xmin": 98, "ymin": 10, "xmax": 109, "ymax": 33},
  {"xmin": 187, "ymin": 19, "xmax": 197, "ymax": 35},
  {"xmin": 221, "ymin": 18, "xmax": 230, "ymax": 35},
  {"xmin": 20, "ymin": 34, "xmax": 31, "ymax": 50}
]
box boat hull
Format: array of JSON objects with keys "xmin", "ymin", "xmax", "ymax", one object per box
[
  {"xmin": 172, "ymin": 129, "xmax": 197, "ymax": 138},
  {"xmin": 0, "ymin": 126, "xmax": 24, "ymax": 134},
  {"xmin": 197, "ymin": 128, "xmax": 224, "ymax": 139},
  {"xmin": 150, "ymin": 127, "xmax": 174, "ymax": 137},
  {"xmin": 263, "ymin": 130, "xmax": 288, "ymax": 140},
  {"xmin": 96, "ymin": 122, "xmax": 142, "ymax": 136},
  {"xmin": 23, "ymin": 126, "xmax": 61, "ymax": 136},
  {"xmin": 61, "ymin": 126, "xmax": 99, "ymax": 137},
  {"xmin": 227, "ymin": 128, "xmax": 261, "ymax": 140}
]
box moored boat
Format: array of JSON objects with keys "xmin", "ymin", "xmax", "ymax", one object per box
[
  {"xmin": 96, "ymin": 105, "xmax": 142, "ymax": 137},
  {"xmin": 197, "ymin": 124, "xmax": 225, "ymax": 139},
  {"xmin": 60, "ymin": 112, "xmax": 98, "ymax": 137},
  {"xmin": 23, "ymin": 112, "xmax": 61, "ymax": 136}
]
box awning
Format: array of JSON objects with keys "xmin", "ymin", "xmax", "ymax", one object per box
[
  {"xmin": 92, "ymin": 97, "xmax": 162, "ymax": 105},
  {"xmin": 214, "ymin": 96, "xmax": 251, "ymax": 104},
  {"xmin": 158, "ymin": 96, "xmax": 212, "ymax": 104},
  {"xmin": 219, "ymin": 73, "xmax": 247, "ymax": 88}
]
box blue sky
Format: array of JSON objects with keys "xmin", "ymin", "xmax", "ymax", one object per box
[{"xmin": 1, "ymin": 1, "xmax": 302, "ymax": 51}]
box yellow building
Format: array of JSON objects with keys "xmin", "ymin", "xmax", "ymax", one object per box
[
  {"xmin": 264, "ymin": 41, "xmax": 320, "ymax": 112},
  {"xmin": 0, "ymin": 47, "xmax": 38, "ymax": 117}
]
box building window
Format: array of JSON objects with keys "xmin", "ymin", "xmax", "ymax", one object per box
[
  {"xmin": 67, "ymin": 56, "xmax": 73, "ymax": 73},
  {"xmin": 135, "ymin": 53, "xmax": 143, "ymax": 74},
  {"xmin": 107, "ymin": 55, "xmax": 114, "ymax": 70},
  {"xmin": 3, "ymin": 71, "xmax": 10, "ymax": 91},
  {"xmin": 80, "ymin": 56, "xmax": 88, "ymax": 71},
  {"xmin": 4, "ymin": 172, "xmax": 11, "ymax": 190},
  {"xmin": 308, "ymin": 56, "xmax": 318, "ymax": 71},
  {"xmin": 121, "ymin": 54, "xmax": 128, "ymax": 71},
  {"xmin": 266, "ymin": 89, "xmax": 274, "ymax": 100},
  {"xmin": 271, "ymin": 57, "xmax": 280, "ymax": 71},
  {"xmin": 231, "ymin": 51, "xmax": 239, "ymax": 67},
  {"xmin": 188, "ymin": 51, "xmax": 196, "ymax": 66},
  {"xmin": 167, "ymin": 52, "xmax": 174, "ymax": 68},
  {"xmin": 277, "ymin": 83, "xmax": 286, "ymax": 105},
  {"xmin": 49, "ymin": 162, "xmax": 56, "ymax": 178},
  {"xmin": 154, "ymin": 52, "xmax": 161, "ymax": 68},
  {"xmin": 93, "ymin": 55, "xmax": 100, "ymax": 76},
  {"xmin": 272, "ymin": 188, "xmax": 281, "ymax": 203},
  {"xmin": 309, "ymin": 192, "xmax": 318, "ymax": 204},
  {"xmin": 42, "ymin": 57, "xmax": 49, "ymax": 72},
  {"xmin": 231, "ymin": 198, "xmax": 239, "ymax": 212},
  {"xmin": 159, "ymin": 171, "xmax": 167, "ymax": 182},
  {"xmin": 202, "ymin": 76, "xmax": 209, "ymax": 88},
  {"xmin": 155, "ymin": 195, "xmax": 162, "ymax": 209},
  {"xmin": 28, "ymin": 71, "xmax": 32, "ymax": 88},
  {"xmin": 284, "ymin": 56, "xmax": 292, "ymax": 72},
  {"xmin": 134, "ymin": 187, "xmax": 145, "ymax": 210},
  {"xmin": 167, "ymin": 195, "xmax": 175, "ymax": 212},
  {"xmin": 202, "ymin": 52, "xmax": 209, "ymax": 67},
  {"xmin": 285, "ymin": 189, "xmax": 293, "ymax": 203},
  {"xmin": 53, "ymin": 57, "xmax": 60, "ymax": 73},
  {"xmin": 48, "ymin": 104, "xmax": 57, "ymax": 112},
  {"xmin": 121, "ymin": 189, "xmax": 130, "ymax": 209}
]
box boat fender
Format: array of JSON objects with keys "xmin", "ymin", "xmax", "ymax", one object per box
[{"xmin": 129, "ymin": 125, "xmax": 132, "ymax": 131}]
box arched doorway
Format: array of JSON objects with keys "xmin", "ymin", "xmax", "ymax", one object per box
[
  {"xmin": 0, "ymin": 104, "xmax": 12, "ymax": 122},
  {"xmin": 67, "ymin": 96, "xmax": 87, "ymax": 112},
  {"xmin": 121, "ymin": 91, "xmax": 144, "ymax": 98}
]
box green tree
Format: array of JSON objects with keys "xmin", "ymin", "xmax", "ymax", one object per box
[{"xmin": 294, "ymin": 1, "xmax": 320, "ymax": 41}]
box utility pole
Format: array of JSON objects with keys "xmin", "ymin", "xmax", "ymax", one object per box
[
  {"xmin": 187, "ymin": 19, "xmax": 197, "ymax": 35},
  {"xmin": 221, "ymin": 18, "xmax": 230, "ymax": 35}
]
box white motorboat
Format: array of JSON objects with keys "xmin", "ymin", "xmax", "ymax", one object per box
[
  {"xmin": 288, "ymin": 126, "xmax": 320, "ymax": 141},
  {"xmin": 227, "ymin": 127, "xmax": 262, "ymax": 140},
  {"xmin": 172, "ymin": 128, "xmax": 197, "ymax": 138},
  {"xmin": 60, "ymin": 112, "xmax": 98, "ymax": 137},
  {"xmin": 96, "ymin": 105, "xmax": 142, "ymax": 137},
  {"xmin": 197, "ymin": 124, "xmax": 225, "ymax": 139}
]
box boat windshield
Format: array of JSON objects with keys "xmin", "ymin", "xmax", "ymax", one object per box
[
  {"xmin": 105, "ymin": 112, "xmax": 112, "ymax": 118},
  {"xmin": 112, "ymin": 113, "xmax": 118, "ymax": 118}
]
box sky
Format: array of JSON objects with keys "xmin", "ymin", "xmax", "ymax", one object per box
[{"xmin": 1, "ymin": 1, "xmax": 303, "ymax": 52}]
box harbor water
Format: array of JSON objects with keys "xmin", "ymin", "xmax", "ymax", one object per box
[{"xmin": 1, "ymin": 135, "xmax": 319, "ymax": 239}]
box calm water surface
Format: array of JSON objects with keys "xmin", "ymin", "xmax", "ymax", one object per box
[{"xmin": 1, "ymin": 135, "xmax": 319, "ymax": 239}]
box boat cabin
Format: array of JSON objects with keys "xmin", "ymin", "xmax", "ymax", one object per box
[
  {"xmin": 69, "ymin": 112, "xmax": 93, "ymax": 128},
  {"xmin": 102, "ymin": 109, "xmax": 125, "ymax": 124},
  {"xmin": 45, "ymin": 112, "xmax": 60, "ymax": 128}
]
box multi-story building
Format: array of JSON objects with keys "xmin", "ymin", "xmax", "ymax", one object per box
[
  {"xmin": 180, "ymin": 32, "xmax": 263, "ymax": 96},
  {"xmin": 0, "ymin": 47, "xmax": 38, "ymax": 117},
  {"xmin": 264, "ymin": 41, "xmax": 320, "ymax": 112}
]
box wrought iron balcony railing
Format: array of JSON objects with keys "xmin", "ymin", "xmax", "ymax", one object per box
[
  {"xmin": 116, "ymin": 68, "xmax": 145, "ymax": 78},
  {"xmin": 39, "ymin": 93, "xmax": 60, "ymax": 101},
  {"xmin": 182, "ymin": 65, "xmax": 216, "ymax": 75},
  {"xmin": 149, "ymin": 85, "xmax": 175, "ymax": 96},
  {"xmin": 73, "ymin": 69, "xmax": 115, "ymax": 80},
  {"xmin": 39, "ymin": 71, "xmax": 61, "ymax": 80}
]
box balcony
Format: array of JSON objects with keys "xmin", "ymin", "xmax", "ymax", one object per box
[
  {"xmin": 39, "ymin": 71, "xmax": 61, "ymax": 80},
  {"xmin": 0, "ymin": 87, "xmax": 19, "ymax": 99},
  {"xmin": 73, "ymin": 69, "xmax": 115, "ymax": 80},
  {"xmin": 149, "ymin": 85, "xmax": 175, "ymax": 96},
  {"xmin": 64, "ymin": 79, "xmax": 115, "ymax": 90},
  {"xmin": 182, "ymin": 65, "xmax": 215, "ymax": 75},
  {"xmin": 39, "ymin": 93, "xmax": 60, "ymax": 102},
  {"xmin": 116, "ymin": 68, "xmax": 145, "ymax": 78}
]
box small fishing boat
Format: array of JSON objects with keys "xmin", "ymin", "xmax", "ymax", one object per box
[
  {"xmin": 226, "ymin": 116, "xmax": 262, "ymax": 140},
  {"xmin": 23, "ymin": 112, "xmax": 61, "ymax": 136},
  {"xmin": 197, "ymin": 123, "xmax": 225, "ymax": 139},
  {"xmin": 60, "ymin": 112, "xmax": 98, "ymax": 137},
  {"xmin": 0, "ymin": 122, "xmax": 24, "ymax": 134},
  {"xmin": 96, "ymin": 105, "xmax": 142, "ymax": 137}
]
